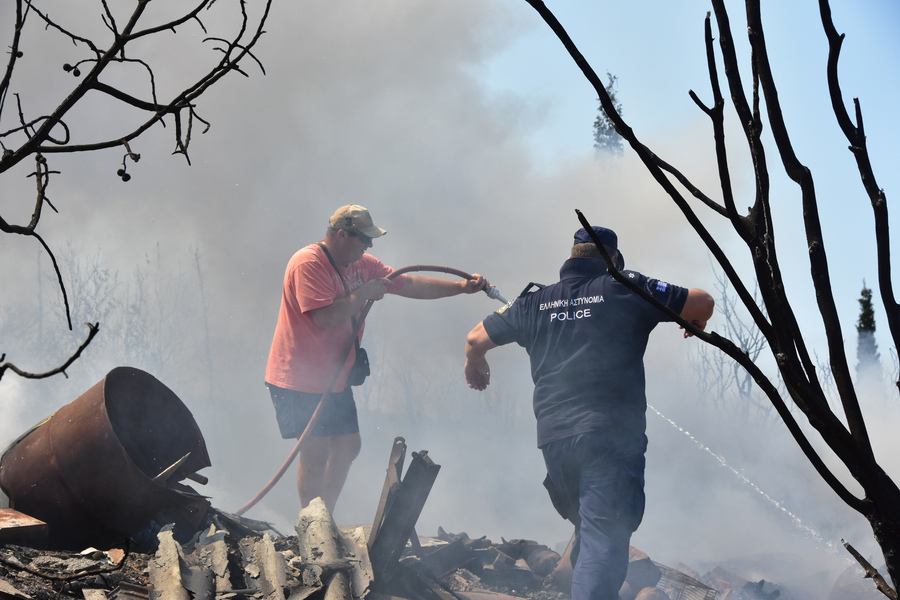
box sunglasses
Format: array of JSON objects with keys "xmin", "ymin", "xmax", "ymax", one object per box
[{"xmin": 346, "ymin": 229, "xmax": 373, "ymax": 244}]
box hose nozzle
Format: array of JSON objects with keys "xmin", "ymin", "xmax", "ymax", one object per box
[{"xmin": 484, "ymin": 285, "xmax": 508, "ymax": 304}]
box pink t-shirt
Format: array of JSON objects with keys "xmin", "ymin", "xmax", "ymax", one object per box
[{"xmin": 265, "ymin": 243, "xmax": 406, "ymax": 393}]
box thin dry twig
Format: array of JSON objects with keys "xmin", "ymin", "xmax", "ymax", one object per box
[
  {"xmin": 0, "ymin": 322, "xmax": 100, "ymax": 381},
  {"xmin": 843, "ymin": 539, "xmax": 898, "ymax": 600}
]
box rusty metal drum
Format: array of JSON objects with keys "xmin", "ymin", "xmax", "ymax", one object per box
[{"xmin": 0, "ymin": 366, "xmax": 211, "ymax": 548}]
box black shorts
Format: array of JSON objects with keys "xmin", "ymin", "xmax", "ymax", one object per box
[{"xmin": 266, "ymin": 383, "xmax": 359, "ymax": 439}]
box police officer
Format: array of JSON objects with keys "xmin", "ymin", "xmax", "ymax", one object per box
[{"xmin": 464, "ymin": 225, "xmax": 714, "ymax": 600}]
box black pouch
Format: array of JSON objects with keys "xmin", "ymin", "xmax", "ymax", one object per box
[{"xmin": 348, "ymin": 346, "xmax": 370, "ymax": 386}]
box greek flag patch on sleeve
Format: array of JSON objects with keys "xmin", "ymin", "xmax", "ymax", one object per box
[{"xmin": 656, "ymin": 281, "xmax": 669, "ymax": 293}]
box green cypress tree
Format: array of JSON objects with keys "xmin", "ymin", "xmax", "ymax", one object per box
[
  {"xmin": 856, "ymin": 282, "xmax": 881, "ymax": 383},
  {"xmin": 593, "ymin": 72, "xmax": 624, "ymax": 156}
]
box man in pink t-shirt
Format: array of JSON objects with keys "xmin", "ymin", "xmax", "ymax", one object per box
[{"xmin": 266, "ymin": 204, "xmax": 489, "ymax": 514}]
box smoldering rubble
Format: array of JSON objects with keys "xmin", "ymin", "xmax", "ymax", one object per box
[
  {"xmin": 1, "ymin": 493, "xmax": 880, "ymax": 600},
  {"xmin": 0, "ymin": 499, "xmax": 720, "ymax": 600},
  {"xmin": 0, "ymin": 368, "xmax": 885, "ymax": 600}
]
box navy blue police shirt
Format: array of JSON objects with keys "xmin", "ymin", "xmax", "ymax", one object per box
[{"xmin": 482, "ymin": 257, "xmax": 689, "ymax": 448}]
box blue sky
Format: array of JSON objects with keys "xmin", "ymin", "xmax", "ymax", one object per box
[{"xmin": 479, "ymin": 0, "xmax": 900, "ymax": 164}]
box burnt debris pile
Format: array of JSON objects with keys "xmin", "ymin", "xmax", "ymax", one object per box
[
  {"xmin": 0, "ymin": 500, "xmax": 718, "ymax": 600},
  {"xmin": 0, "ymin": 367, "xmax": 878, "ymax": 600}
]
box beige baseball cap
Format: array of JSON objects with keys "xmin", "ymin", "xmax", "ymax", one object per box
[{"xmin": 328, "ymin": 204, "xmax": 387, "ymax": 238}]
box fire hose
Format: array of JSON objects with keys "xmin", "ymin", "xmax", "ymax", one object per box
[{"xmin": 234, "ymin": 265, "xmax": 506, "ymax": 516}]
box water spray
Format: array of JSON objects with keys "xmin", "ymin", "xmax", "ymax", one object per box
[
  {"xmin": 235, "ymin": 265, "xmax": 506, "ymax": 516},
  {"xmin": 648, "ymin": 404, "xmax": 844, "ymax": 557}
]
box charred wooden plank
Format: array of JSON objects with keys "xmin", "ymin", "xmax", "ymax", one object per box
[
  {"xmin": 418, "ymin": 538, "xmax": 477, "ymax": 579},
  {"xmin": 367, "ymin": 450, "xmax": 440, "ymax": 589},
  {"xmin": 368, "ymin": 437, "xmax": 407, "ymax": 553}
]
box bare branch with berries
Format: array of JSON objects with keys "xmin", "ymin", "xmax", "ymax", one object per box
[{"xmin": 0, "ymin": 0, "xmax": 272, "ymax": 381}]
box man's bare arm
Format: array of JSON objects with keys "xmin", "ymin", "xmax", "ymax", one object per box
[{"xmin": 392, "ymin": 274, "xmax": 488, "ymax": 299}]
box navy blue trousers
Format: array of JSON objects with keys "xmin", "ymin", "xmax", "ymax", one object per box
[{"xmin": 542, "ymin": 433, "xmax": 647, "ymax": 600}]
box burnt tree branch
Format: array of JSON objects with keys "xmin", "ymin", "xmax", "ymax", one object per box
[
  {"xmin": 819, "ymin": 0, "xmax": 900, "ymax": 392},
  {"xmin": 0, "ymin": 0, "xmax": 272, "ymax": 382},
  {"xmin": 522, "ymin": 0, "xmax": 766, "ymax": 340},
  {"xmin": 0, "ymin": 322, "xmax": 99, "ymax": 381},
  {"xmin": 843, "ymin": 540, "xmax": 899, "ymax": 600},
  {"xmin": 524, "ymin": 0, "xmax": 900, "ymax": 591},
  {"xmin": 743, "ymin": 0, "xmax": 871, "ymax": 457}
]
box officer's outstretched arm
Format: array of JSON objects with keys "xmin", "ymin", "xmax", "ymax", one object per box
[{"xmin": 465, "ymin": 321, "xmax": 497, "ymax": 391}]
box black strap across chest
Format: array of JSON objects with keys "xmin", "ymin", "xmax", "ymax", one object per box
[{"xmin": 317, "ymin": 243, "xmax": 361, "ymax": 350}]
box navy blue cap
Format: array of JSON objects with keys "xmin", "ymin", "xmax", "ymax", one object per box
[
  {"xmin": 573, "ymin": 226, "xmax": 624, "ymax": 269},
  {"xmin": 574, "ymin": 226, "xmax": 618, "ymax": 248}
]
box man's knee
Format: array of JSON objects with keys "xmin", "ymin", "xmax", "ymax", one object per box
[{"xmin": 332, "ymin": 433, "xmax": 362, "ymax": 462}]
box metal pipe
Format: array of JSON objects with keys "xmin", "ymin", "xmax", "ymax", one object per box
[{"xmin": 0, "ymin": 367, "xmax": 211, "ymax": 549}]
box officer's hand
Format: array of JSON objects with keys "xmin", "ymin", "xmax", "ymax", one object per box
[
  {"xmin": 357, "ymin": 278, "xmax": 390, "ymax": 301},
  {"xmin": 462, "ymin": 274, "xmax": 488, "ymax": 294},
  {"xmin": 680, "ymin": 319, "xmax": 707, "ymax": 339},
  {"xmin": 465, "ymin": 357, "xmax": 491, "ymax": 391}
]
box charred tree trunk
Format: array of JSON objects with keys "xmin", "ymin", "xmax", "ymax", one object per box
[{"xmin": 525, "ymin": 0, "xmax": 900, "ymax": 595}]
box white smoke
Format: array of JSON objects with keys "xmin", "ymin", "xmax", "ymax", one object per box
[{"xmin": 1, "ymin": 1, "xmax": 898, "ymax": 595}]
